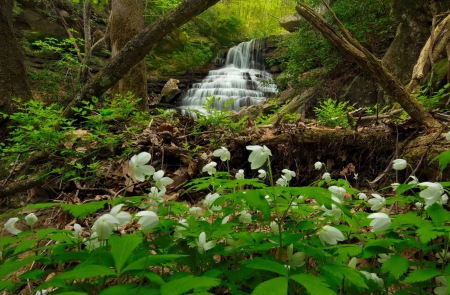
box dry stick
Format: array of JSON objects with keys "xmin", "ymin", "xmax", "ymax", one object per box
[
  {"xmin": 73, "ymin": 180, "xmax": 117, "ymax": 196},
  {"xmin": 2, "ymin": 153, "xmax": 21, "ymax": 186}
]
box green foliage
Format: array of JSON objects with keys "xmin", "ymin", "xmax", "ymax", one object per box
[
  {"xmin": 412, "ymin": 83, "xmax": 450, "ymax": 110},
  {"xmin": 0, "ymin": 94, "xmax": 147, "ymax": 184},
  {"xmin": 269, "ymin": 0, "xmax": 393, "ymax": 90},
  {"xmin": 193, "ymin": 95, "xmax": 247, "ymax": 147},
  {"xmin": 171, "ymin": 42, "xmax": 213, "ymax": 73},
  {"xmin": 313, "ymin": 98, "xmax": 355, "ymax": 128}
]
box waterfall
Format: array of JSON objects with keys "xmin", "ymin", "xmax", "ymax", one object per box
[{"xmin": 179, "ymin": 39, "xmax": 277, "ymax": 115}]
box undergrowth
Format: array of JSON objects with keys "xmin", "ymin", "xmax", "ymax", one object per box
[{"xmin": 2, "ymin": 138, "xmax": 450, "ymax": 294}]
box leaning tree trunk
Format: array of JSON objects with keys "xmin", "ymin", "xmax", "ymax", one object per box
[
  {"xmin": 110, "ymin": 0, "xmax": 147, "ymax": 111},
  {"xmin": 61, "ymin": 0, "xmax": 221, "ymax": 118},
  {"xmin": 0, "ymin": 0, "xmax": 32, "ymax": 117},
  {"xmin": 296, "ymin": 2, "xmax": 440, "ymax": 128},
  {"xmin": 406, "ymin": 13, "xmax": 450, "ymax": 93}
]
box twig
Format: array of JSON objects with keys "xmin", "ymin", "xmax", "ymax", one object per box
[
  {"xmin": 73, "ymin": 181, "xmax": 117, "ymax": 196},
  {"xmin": 2, "ymin": 154, "xmax": 21, "ymax": 186}
]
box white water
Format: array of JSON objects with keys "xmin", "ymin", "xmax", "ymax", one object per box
[{"xmin": 179, "ymin": 39, "xmax": 277, "ymax": 115}]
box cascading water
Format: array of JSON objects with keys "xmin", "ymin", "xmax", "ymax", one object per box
[{"xmin": 179, "ymin": 39, "xmax": 277, "ymax": 115}]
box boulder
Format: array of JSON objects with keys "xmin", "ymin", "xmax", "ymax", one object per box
[
  {"xmin": 161, "ymin": 78, "xmax": 181, "ymax": 103},
  {"xmin": 22, "ymin": 9, "xmax": 66, "ymax": 40},
  {"xmin": 279, "ymin": 13, "xmax": 300, "ymax": 32}
]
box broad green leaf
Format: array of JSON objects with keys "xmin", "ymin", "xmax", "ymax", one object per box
[
  {"xmin": 252, "ymin": 277, "xmax": 288, "ymax": 295},
  {"xmin": 145, "ymin": 271, "xmax": 165, "ymax": 285},
  {"xmin": 403, "ymin": 268, "xmax": 441, "ymax": 283},
  {"xmin": 122, "ymin": 255, "xmax": 186, "ymax": 273},
  {"xmin": 57, "ymin": 265, "xmax": 116, "ymax": 280},
  {"xmin": 427, "ymin": 203, "xmax": 450, "ymax": 226},
  {"xmin": 416, "ymin": 226, "xmax": 446, "ymax": 243},
  {"xmin": 361, "ymin": 246, "xmax": 393, "ymax": 259},
  {"xmin": 333, "ymin": 245, "xmax": 363, "ymax": 257},
  {"xmin": 109, "ymin": 234, "xmax": 142, "ymax": 275},
  {"xmin": 19, "ymin": 269, "xmax": 47, "ymax": 280},
  {"xmin": 0, "ymin": 280, "xmax": 14, "ymax": 292},
  {"xmin": 365, "ymin": 239, "xmax": 403, "ymax": 248},
  {"xmin": 0, "ymin": 255, "xmax": 42, "ymax": 280},
  {"xmin": 243, "ymin": 190, "xmax": 271, "ymax": 219},
  {"xmin": 61, "ymin": 201, "xmax": 107, "ymax": 218},
  {"xmin": 290, "ymin": 274, "xmax": 336, "ymax": 295},
  {"xmin": 381, "ymin": 254, "xmax": 409, "ymax": 279},
  {"xmin": 54, "ymin": 293, "xmax": 88, "ymax": 295},
  {"xmin": 242, "ymin": 258, "xmax": 288, "ymax": 277},
  {"xmin": 14, "ymin": 239, "xmax": 37, "ymax": 254},
  {"xmin": 99, "ymin": 284, "xmax": 135, "ymax": 295},
  {"xmin": 321, "ymin": 263, "xmax": 368, "ymax": 289},
  {"xmin": 160, "ymin": 275, "xmax": 220, "ymax": 295},
  {"xmin": 431, "ymin": 150, "xmax": 450, "ymax": 170},
  {"xmin": 394, "ymin": 212, "xmax": 430, "ymax": 228},
  {"xmin": 0, "ymin": 236, "xmax": 17, "ymax": 247}
]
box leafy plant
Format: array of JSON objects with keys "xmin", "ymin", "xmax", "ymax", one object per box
[
  {"xmin": 2, "ymin": 145, "xmax": 450, "ymax": 294},
  {"xmin": 314, "ymin": 98, "xmax": 355, "ymax": 128},
  {"xmin": 412, "ymin": 83, "xmax": 450, "ymax": 110}
]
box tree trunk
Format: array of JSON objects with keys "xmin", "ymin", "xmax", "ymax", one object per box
[
  {"xmin": 295, "ymin": 2, "xmax": 440, "ymax": 128},
  {"xmin": 0, "ymin": 0, "xmax": 32, "ymax": 116},
  {"xmin": 80, "ymin": 0, "xmax": 92, "ymax": 83},
  {"xmin": 110, "ymin": 0, "xmax": 147, "ymax": 111},
  {"xmin": 61, "ymin": 0, "xmax": 221, "ymax": 118},
  {"xmin": 406, "ymin": 13, "xmax": 450, "ymax": 93}
]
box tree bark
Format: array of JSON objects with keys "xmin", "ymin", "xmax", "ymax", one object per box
[
  {"xmin": 110, "ymin": 0, "xmax": 147, "ymax": 111},
  {"xmin": 295, "ymin": 2, "xmax": 440, "ymax": 128},
  {"xmin": 0, "ymin": 0, "xmax": 32, "ymax": 116},
  {"xmin": 406, "ymin": 13, "xmax": 450, "ymax": 93},
  {"xmin": 61, "ymin": 0, "xmax": 221, "ymax": 118},
  {"xmin": 80, "ymin": 0, "xmax": 92, "ymax": 83}
]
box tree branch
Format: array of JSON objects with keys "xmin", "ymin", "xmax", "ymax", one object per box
[
  {"xmin": 296, "ymin": 2, "xmax": 441, "ymax": 128},
  {"xmin": 61, "ymin": 0, "xmax": 220, "ymax": 118}
]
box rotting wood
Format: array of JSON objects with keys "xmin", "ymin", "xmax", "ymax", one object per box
[{"xmin": 255, "ymin": 127, "xmax": 396, "ymax": 149}]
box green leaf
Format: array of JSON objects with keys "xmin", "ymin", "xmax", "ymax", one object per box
[
  {"xmin": 403, "ymin": 268, "xmax": 441, "ymax": 283},
  {"xmin": 416, "ymin": 226, "xmax": 447, "ymax": 243},
  {"xmin": 54, "ymin": 293, "xmax": 88, "ymax": 295},
  {"xmin": 122, "ymin": 255, "xmax": 186, "ymax": 273},
  {"xmin": 427, "ymin": 203, "xmax": 450, "ymax": 226},
  {"xmin": 109, "ymin": 234, "xmax": 142, "ymax": 275},
  {"xmin": 0, "ymin": 280, "xmax": 14, "ymax": 292},
  {"xmin": 160, "ymin": 275, "xmax": 220, "ymax": 295},
  {"xmin": 61, "ymin": 201, "xmax": 107, "ymax": 218},
  {"xmin": 99, "ymin": 284, "xmax": 135, "ymax": 295},
  {"xmin": 381, "ymin": 254, "xmax": 409, "ymax": 279},
  {"xmin": 290, "ymin": 274, "xmax": 336, "ymax": 295},
  {"xmin": 394, "ymin": 212, "xmax": 430, "ymax": 228},
  {"xmin": 145, "ymin": 271, "xmax": 165, "ymax": 285},
  {"xmin": 57, "ymin": 265, "xmax": 116, "ymax": 280},
  {"xmin": 333, "ymin": 245, "xmax": 363, "ymax": 257},
  {"xmin": 321, "ymin": 263, "xmax": 368, "ymax": 289},
  {"xmin": 242, "ymin": 258, "xmax": 288, "ymax": 277},
  {"xmin": 361, "ymin": 246, "xmax": 393, "ymax": 259},
  {"xmin": 0, "ymin": 255, "xmax": 42, "ymax": 280},
  {"xmin": 243, "ymin": 190, "xmax": 271, "ymax": 219},
  {"xmin": 431, "ymin": 150, "xmax": 450, "ymax": 170},
  {"xmin": 252, "ymin": 277, "xmax": 288, "ymax": 295},
  {"xmin": 14, "ymin": 239, "xmax": 37, "ymax": 254},
  {"xmin": 364, "ymin": 239, "xmax": 403, "ymax": 248}
]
